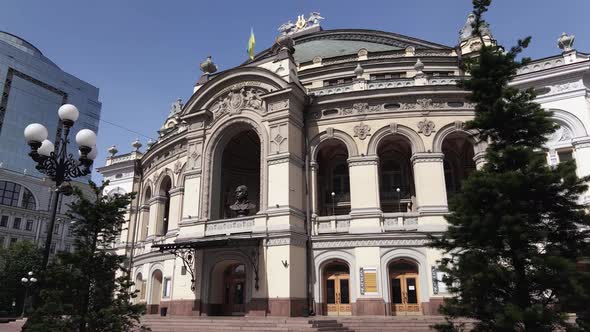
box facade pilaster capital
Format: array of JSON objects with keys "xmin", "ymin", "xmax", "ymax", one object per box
[
  {"xmin": 410, "ymin": 152, "xmax": 444, "ymax": 165},
  {"xmin": 473, "ymin": 151, "xmax": 486, "ymax": 163},
  {"xmin": 169, "ymin": 187, "xmax": 184, "ymax": 197},
  {"xmin": 140, "ymin": 204, "xmax": 150, "ymax": 212},
  {"xmin": 148, "ymin": 196, "xmax": 167, "ymax": 205},
  {"xmin": 347, "ymin": 155, "xmax": 379, "ymax": 167},
  {"xmin": 573, "ymin": 137, "xmax": 590, "ymax": 149}
]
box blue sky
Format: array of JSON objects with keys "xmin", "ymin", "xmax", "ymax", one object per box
[{"xmin": 1, "ymin": 1, "xmax": 589, "ymax": 180}]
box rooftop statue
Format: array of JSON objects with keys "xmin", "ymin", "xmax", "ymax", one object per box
[
  {"xmin": 459, "ymin": 13, "xmax": 492, "ymax": 42},
  {"xmin": 230, "ymin": 185, "xmax": 256, "ymax": 217},
  {"xmin": 278, "ymin": 12, "xmax": 324, "ymax": 36}
]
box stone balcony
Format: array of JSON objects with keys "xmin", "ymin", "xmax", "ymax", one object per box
[{"xmin": 312, "ymin": 211, "xmax": 425, "ymax": 235}]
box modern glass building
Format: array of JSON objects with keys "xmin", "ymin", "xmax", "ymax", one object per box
[{"xmin": 0, "ymin": 31, "xmax": 101, "ymax": 177}]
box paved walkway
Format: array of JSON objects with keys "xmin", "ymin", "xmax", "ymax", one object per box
[{"xmin": 0, "ymin": 319, "xmax": 25, "ymax": 332}]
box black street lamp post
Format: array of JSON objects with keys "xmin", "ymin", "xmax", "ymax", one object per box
[
  {"xmin": 20, "ymin": 271, "xmax": 37, "ymax": 318},
  {"xmin": 24, "ymin": 104, "xmax": 97, "ymax": 270}
]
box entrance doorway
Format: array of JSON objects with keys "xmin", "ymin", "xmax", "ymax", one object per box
[
  {"xmin": 223, "ymin": 263, "xmax": 246, "ymax": 315},
  {"xmin": 323, "ymin": 262, "xmax": 351, "ymax": 316},
  {"xmin": 389, "ymin": 260, "xmax": 421, "ymax": 315}
]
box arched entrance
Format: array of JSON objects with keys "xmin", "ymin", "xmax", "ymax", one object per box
[
  {"xmin": 323, "ymin": 261, "xmax": 351, "ymax": 316},
  {"xmin": 150, "ymin": 270, "xmax": 163, "ymax": 306},
  {"xmin": 208, "ymin": 260, "xmax": 249, "ymax": 316},
  {"xmin": 135, "ymin": 273, "xmax": 146, "ymax": 302},
  {"xmin": 157, "ymin": 176, "xmax": 172, "ymax": 235},
  {"xmin": 388, "ymin": 259, "xmax": 421, "ymax": 315}
]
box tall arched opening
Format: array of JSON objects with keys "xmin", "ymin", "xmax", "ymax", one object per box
[
  {"xmin": 377, "ymin": 135, "xmax": 415, "ymax": 212},
  {"xmin": 157, "ymin": 176, "xmax": 172, "ymax": 235},
  {"xmin": 442, "ymin": 133, "xmax": 475, "ymax": 199},
  {"xmin": 211, "ymin": 128, "xmax": 261, "ymax": 220},
  {"xmin": 150, "ymin": 269, "xmax": 163, "ymax": 307},
  {"xmin": 317, "ymin": 140, "xmax": 350, "ymax": 216},
  {"xmin": 139, "ymin": 186, "xmax": 151, "ymax": 241}
]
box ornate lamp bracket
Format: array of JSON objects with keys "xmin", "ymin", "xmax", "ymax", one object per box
[
  {"xmin": 237, "ymin": 245, "xmax": 260, "ymax": 290},
  {"xmin": 161, "ymin": 247, "xmax": 197, "ymax": 291}
]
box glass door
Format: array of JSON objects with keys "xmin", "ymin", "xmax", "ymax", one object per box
[
  {"xmin": 390, "ymin": 274, "xmax": 420, "ymax": 315},
  {"xmin": 325, "ymin": 273, "xmax": 351, "ymax": 315}
]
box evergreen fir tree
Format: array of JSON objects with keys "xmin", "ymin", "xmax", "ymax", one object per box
[
  {"xmin": 431, "ymin": 1, "xmax": 590, "ymax": 331},
  {"xmin": 23, "ymin": 181, "xmax": 148, "ymax": 332}
]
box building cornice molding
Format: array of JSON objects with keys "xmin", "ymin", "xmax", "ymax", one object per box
[{"xmin": 411, "ymin": 152, "xmax": 445, "ymax": 165}]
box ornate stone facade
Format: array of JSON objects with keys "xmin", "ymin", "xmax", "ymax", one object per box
[{"xmin": 103, "ymin": 22, "xmax": 590, "ymax": 318}]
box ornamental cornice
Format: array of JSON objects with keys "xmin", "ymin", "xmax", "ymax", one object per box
[
  {"xmin": 347, "ymin": 155, "xmax": 379, "ymax": 167},
  {"xmin": 169, "ymin": 187, "xmax": 184, "ymax": 196},
  {"xmin": 308, "ymin": 98, "xmax": 475, "ymax": 121},
  {"xmin": 312, "ymin": 237, "xmax": 429, "ymax": 249},
  {"xmin": 411, "ymin": 152, "xmax": 445, "ymax": 165},
  {"xmin": 573, "ymin": 136, "xmax": 590, "ymax": 149},
  {"xmin": 266, "ymin": 235, "xmax": 307, "ymax": 247},
  {"xmin": 267, "ymin": 153, "xmax": 305, "ymax": 167}
]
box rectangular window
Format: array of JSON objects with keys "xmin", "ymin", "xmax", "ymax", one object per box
[
  {"xmin": 558, "ymin": 150, "xmax": 574, "ymax": 163},
  {"xmin": 54, "ymin": 223, "xmax": 60, "ymax": 235},
  {"xmin": 67, "ymin": 225, "xmax": 73, "ymax": 237},
  {"xmin": 0, "ymin": 215, "xmax": 8, "ymax": 227},
  {"xmin": 12, "ymin": 217, "xmax": 21, "ymax": 230},
  {"xmin": 65, "ymin": 244, "xmax": 71, "ymax": 252},
  {"xmin": 162, "ymin": 278, "xmax": 172, "ymax": 298},
  {"xmin": 25, "ymin": 220, "xmax": 34, "ymax": 231},
  {"xmin": 10, "ymin": 237, "xmax": 18, "ymax": 246},
  {"xmin": 50, "ymin": 242, "xmax": 56, "ymax": 253}
]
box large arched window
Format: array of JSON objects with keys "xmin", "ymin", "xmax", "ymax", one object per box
[
  {"xmin": 0, "ymin": 181, "xmax": 36, "ymax": 210},
  {"xmin": 158, "ymin": 177, "xmax": 172, "ymax": 236},
  {"xmin": 377, "ymin": 136, "xmax": 415, "ymax": 213},
  {"xmin": 317, "ymin": 139, "xmax": 350, "ymax": 216},
  {"xmin": 442, "ymin": 133, "xmax": 476, "ymax": 198}
]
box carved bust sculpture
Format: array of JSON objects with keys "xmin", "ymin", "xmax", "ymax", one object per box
[{"xmin": 229, "ymin": 185, "xmax": 256, "ymax": 217}]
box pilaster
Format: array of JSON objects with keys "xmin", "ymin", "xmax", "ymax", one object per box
[
  {"xmin": 347, "ymin": 155, "xmax": 381, "ymax": 233},
  {"xmin": 411, "ymin": 153, "xmax": 448, "ymax": 214}
]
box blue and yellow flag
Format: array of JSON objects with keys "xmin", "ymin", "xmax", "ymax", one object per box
[{"xmin": 247, "ymin": 28, "xmax": 255, "ymax": 60}]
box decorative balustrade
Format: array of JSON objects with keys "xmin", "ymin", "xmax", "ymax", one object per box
[
  {"xmin": 367, "ymin": 78, "xmax": 414, "ymax": 90},
  {"xmin": 381, "ymin": 212, "xmax": 420, "ymax": 231},
  {"xmin": 308, "ymin": 83, "xmax": 355, "ymax": 96},
  {"xmin": 314, "ymin": 215, "xmax": 351, "ymax": 234}
]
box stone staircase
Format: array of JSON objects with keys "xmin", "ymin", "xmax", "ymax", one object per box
[
  {"xmin": 139, "ymin": 316, "xmax": 351, "ymax": 332},
  {"xmin": 139, "ymin": 315, "xmax": 474, "ymax": 332}
]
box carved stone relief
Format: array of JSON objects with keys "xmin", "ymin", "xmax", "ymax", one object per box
[
  {"xmin": 417, "ymin": 118, "xmax": 436, "ymax": 136},
  {"xmin": 189, "ymin": 142, "xmax": 203, "ymax": 170},
  {"xmin": 270, "ymin": 123, "xmax": 288, "ymax": 154},
  {"xmin": 209, "ymin": 85, "xmax": 266, "ymax": 119},
  {"xmin": 310, "ymin": 98, "xmax": 472, "ymax": 121},
  {"xmin": 353, "ymin": 122, "xmax": 371, "ymax": 140},
  {"xmin": 269, "ymin": 99, "xmax": 289, "ymax": 112}
]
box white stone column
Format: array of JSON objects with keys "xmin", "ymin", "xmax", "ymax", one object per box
[
  {"xmin": 147, "ymin": 196, "xmax": 165, "ymax": 238},
  {"xmin": 473, "ymin": 151, "xmax": 487, "ymax": 170},
  {"xmin": 573, "ymin": 137, "xmax": 590, "ymax": 203},
  {"xmin": 411, "ymin": 153, "xmax": 448, "ymax": 214},
  {"xmin": 348, "ymin": 155, "xmax": 381, "ymax": 233},
  {"xmin": 309, "ymin": 161, "xmax": 318, "ymax": 217},
  {"xmin": 168, "ymin": 187, "xmax": 183, "ymax": 234}
]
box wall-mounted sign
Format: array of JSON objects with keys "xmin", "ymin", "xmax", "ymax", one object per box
[
  {"xmin": 431, "ymin": 266, "xmax": 448, "ymax": 295},
  {"xmin": 360, "ymin": 267, "xmax": 377, "ymax": 295}
]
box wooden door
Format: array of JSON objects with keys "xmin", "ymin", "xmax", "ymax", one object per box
[
  {"xmin": 222, "ymin": 264, "xmax": 246, "ymax": 315},
  {"xmin": 390, "ymin": 273, "xmax": 421, "ymax": 315},
  {"xmin": 325, "ymin": 273, "xmax": 352, "ymax": 316}
]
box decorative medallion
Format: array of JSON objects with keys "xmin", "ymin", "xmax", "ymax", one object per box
[
  {"xmin": 209, "ymin": 86, "xmax": 265, "ymax": 118},
  {"xmin": 417, "ymin": 118, "xmax": 436, "ymax": 136},
  {"xmin": 354, "ymin": 122, "xmax": 371, "ymax": 140}
]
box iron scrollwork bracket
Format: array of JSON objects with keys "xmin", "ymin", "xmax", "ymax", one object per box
[
  {"xmin": 238, "ymin": 245, "xmax": 260, "ymax": 290},
  {"xmin": 163, "ymin": 247, "xmax": 197, "ymax": 291}
]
